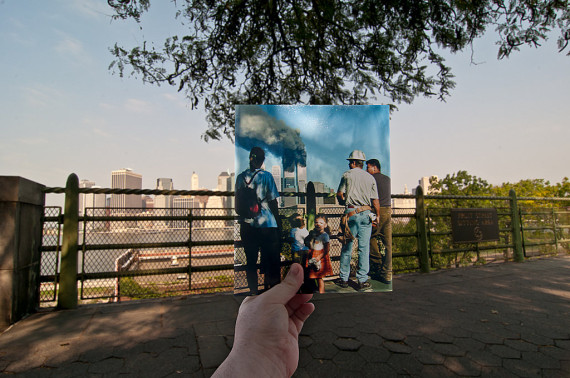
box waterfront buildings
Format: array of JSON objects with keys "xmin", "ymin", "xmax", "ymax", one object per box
[
  {"xmin": 79, "ymin": 179, "xmax": 96, "ymax": 217},
  {"xmin": 111, "ymin": 168, "xmax": 143, "ymax": 209}
]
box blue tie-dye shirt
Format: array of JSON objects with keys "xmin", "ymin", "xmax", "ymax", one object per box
[{"xmin": 235, "ymin": 168, "xmax": 280, "ymax": 228}]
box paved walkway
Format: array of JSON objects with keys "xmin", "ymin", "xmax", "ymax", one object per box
[{"xmin": 1, "ymin": 256, "xmax": 569, "ymax": 377}]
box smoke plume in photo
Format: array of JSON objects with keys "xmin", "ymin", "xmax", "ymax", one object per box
[{"xmin": 236, "ymin": 106, "xmax": 306, "ymax": 172}]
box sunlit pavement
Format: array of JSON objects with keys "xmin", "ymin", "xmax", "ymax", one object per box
[{"xmin": 1, "ymin": 255, "xmax": 569, "ymax": 377}]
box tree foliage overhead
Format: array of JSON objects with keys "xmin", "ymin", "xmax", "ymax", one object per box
[{"xmin": 108, "ymin": 0, "xmax": 569, "ymax": 141}]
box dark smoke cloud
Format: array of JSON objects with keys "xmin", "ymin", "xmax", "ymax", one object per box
[{"xmin": 237, "ymin": 106, "xmax": 306, "ymax": 172}]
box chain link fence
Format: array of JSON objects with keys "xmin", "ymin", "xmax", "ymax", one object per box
[
  {"xmin": 39, "ymin": 206, "xmax": 62, "ymax": 305},
  {"xmin": 39, "ymin": 191, "xmax": 569, "ymax": 306}
]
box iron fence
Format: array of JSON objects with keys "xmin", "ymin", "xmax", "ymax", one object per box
[
  {"xmin": 40, "ymin": 179, "xmax": 570, "ymax": 307},
  {"xmin": 39, "ymin": 206, "xmax": 62, "ymax": 303}
]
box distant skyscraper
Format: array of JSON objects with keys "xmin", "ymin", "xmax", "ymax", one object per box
[
  {"xmin": 297, "ymin": 165, "xmax": 307, "ymax": 205},
  {"xmin": 229, "ymin": 172, "xmax": 235, "ymax": 210},
  {"xmin": 191, "ymin": 171, "xmax": 199, "ymax": 190},
  {"xmin": 173, "ymin": 195, "xmax": 202, "ymax": 228},
  {"xmin": 217, "ymin": 171, "xmax": 231, "ymax": 208},
  {"xmin": 155, "ymin": 178, "xmax": 174, "ymax": 227},
  {"xmin": 271, "ymin": 165, "xmax": 282, "ymax": 192},
  {"xmin": 111, "ymin": 168, "xmax": 142, "ymax": 210},
  {"xmin": 313, "ymin": 182, "xmax": 325, "ymax": 205},
  {"xmin": 393, "ymin": 185, "xmax": 415, "ymax": 210},
  {"xmin": 155, "ymin": 178, "xmax": 174, "ymax": 208},
  {"xmin": 83, "ymin": 185, "xmax": 106, "ymax": 230},
  {"xmin": 142, "ymin": 195, "xmax": 154, "ymax": 209},
  {"xmin": 414, "ymin": 176, "xmax": 440, "ymax": 195},
  {"xmin": 297, "ymin": 165, "xmax": 307, "ymax": 191},
  {"xmin": 217, "ymin": 171, "xmax": 230, "ymax": 191},
  {"xmin": 79, "ymin": 179, "xmax": 95, "ymax": 216}
]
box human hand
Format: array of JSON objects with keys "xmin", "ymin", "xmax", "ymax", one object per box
[{"xmin": 213, "ymin": 263, "xmax": 315, "ymax": 378}]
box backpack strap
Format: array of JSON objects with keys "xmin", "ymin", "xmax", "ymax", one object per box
[
  {"xmin": 245, "ymin": 169, "xmax": 269, "ymax": 204},
  {"xmin": 245, "ymin": 169, "xmax": 261, "ymax": 186}
]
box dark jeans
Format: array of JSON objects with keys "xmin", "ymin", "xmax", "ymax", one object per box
[
  {"xmin": 369, "ymin": 207, "xmax": 392, "ymax": 281},
  {"xmin": 240, "ymin": 224, "xmax": 281, "ymax": 294}
]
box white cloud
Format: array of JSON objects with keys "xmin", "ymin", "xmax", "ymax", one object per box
[
  {"xmin": 53, "ymin": 31, "xmax": 93, "ymax": 65},
  {"xmin": 81, "ymin": 117, "xmax": 112, "ymax": 138},
  {"xmin": 124, "ymin": 98, "xmax": 155, "ymax": 114},
  {"xmin": 55, "ymin": 35, "xmax": 84, "ymax": 56},
  {"xmin": 20, "ymin": 85, "xmax": 63, "ymax": 108},
  {"xmin": 68, "ymin": 0, "xmax": 113, "ymax": 20},
  {"xmin": 92, "ymin": 127, "xmax": 112, "ymax": 138},
  {"xmin": 17, "ymin": 137, "xmax": 48, "ymax": 145},
  {"xmin": 162, "ymin": 93, "xmax": 188, "ymax": 109},
  {"xmin": 99, "ymin": 102, "xmax": 117, "ymax": 111}
]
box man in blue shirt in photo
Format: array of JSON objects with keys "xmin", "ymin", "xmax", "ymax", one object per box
[{"xmin": 236, "ymin": 147, "xmax": 282, "ymax": 294}]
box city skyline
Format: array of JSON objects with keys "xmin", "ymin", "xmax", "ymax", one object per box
[{"xmin": 1, "ymin": 2, "xmax": 569, "ymax": 208}]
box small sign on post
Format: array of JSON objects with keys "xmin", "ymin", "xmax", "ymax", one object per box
[{"xmin": 451, "ymin": 208, "xmax": 500, "ymax": 244}]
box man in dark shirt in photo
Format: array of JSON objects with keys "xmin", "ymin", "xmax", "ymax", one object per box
[{"xmin": 366, "ymin": 159, "xmax": 392, "ymax": 284}]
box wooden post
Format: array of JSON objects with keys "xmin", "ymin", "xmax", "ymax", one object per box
[
  {"xmin": 415, "ymin": 186, "xmax": 430, "ymax": 273},
  {"xmin": 509, "ymin": 189, "xmax": 524, "ymax": 263},
  {"xmin": 306, "ymin": 182, "xmax": 316, "ymax": 231},
  {"xmin": 58, "ymin": 174, "xmax": 79, "ymax": 309}
]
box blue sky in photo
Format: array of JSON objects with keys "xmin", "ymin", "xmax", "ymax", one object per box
[{"xmin": 236, "ymin": 105, "xmax": 389, "ymax": 191}]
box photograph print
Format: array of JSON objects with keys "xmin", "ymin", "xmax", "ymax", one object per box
[{"xmin": 234, "ymin": 105, "xmax": 391, "ymax": 295}]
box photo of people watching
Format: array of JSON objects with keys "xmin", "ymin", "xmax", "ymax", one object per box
[{"xmin": 234, "ymin": 105, "xmax": 391, "ymax": 294}]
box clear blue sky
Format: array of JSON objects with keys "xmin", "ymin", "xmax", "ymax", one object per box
[{"xmin": 1, "ymin": 1, "xmax": 568, "ymax": 207}]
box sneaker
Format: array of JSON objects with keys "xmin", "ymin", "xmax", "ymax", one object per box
[
  {"xmin": 334, "ymin": 278, "xmax": 349, "ymax": 288},
  {"xmin": 357, "ymin": 281, "xmax": 372, "ymax": 291}
]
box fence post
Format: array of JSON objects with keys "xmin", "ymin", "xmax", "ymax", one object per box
[
  {"xmin": 415, "ymin": 186, "xmax": 430, "ymax": 273},
  {"xmin": 188, "ymin": 208, "xmax": 193, "ymax": 291},
  {"xmin": 58, "ymin": 174, "xmax": 79, "ymax": 309},
  {"xmin": 306, "ymin": 182, "xmax": 316, "ymax": 231},
  {"xmin": 509, "ymin": 189, "xmax": 524, "ymax": 263},
  {"xmin": 552, "ymin": 208, "xmax": 559, "ymax": 253}
]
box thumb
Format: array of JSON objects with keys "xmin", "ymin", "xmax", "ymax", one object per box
[{"xmin": 262, "ymin": 263, "xmax": 304, "ymax": 304}]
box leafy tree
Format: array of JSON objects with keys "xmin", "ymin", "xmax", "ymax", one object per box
[
  {"xmin": 107, "ymin": 0, "xmax": 569, "ymax": 141},
  {"xmin": 430, "ymin": 170, "xmax": 493, "ymax": 197}
]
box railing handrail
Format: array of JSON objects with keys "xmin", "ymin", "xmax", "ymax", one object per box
[
  {"xmin": 44, "ymin": 187, "xmax": 569, "ymax": 202},
  {"xmin": 393, "ymin": 193, "xmax": 569, "ymax": 201}
]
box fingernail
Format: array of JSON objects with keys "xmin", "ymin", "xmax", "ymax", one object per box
[{"xmin": 289, "ymin": 263, "xmax": 301, "ymax": 279}]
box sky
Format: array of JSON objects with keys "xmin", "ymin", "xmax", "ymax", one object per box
[{"xmin": 1, "ymin": 1, "xmax": 569, "ymax": 207}]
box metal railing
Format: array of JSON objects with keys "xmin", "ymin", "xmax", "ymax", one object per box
[{"xmin": 40, "ymin": 175, "xmax": 570, "ymax": 307}]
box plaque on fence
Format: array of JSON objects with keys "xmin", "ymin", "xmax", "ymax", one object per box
[{"xmin": 450, "ymin": 208, "xmax": 499, "ymax": 243}]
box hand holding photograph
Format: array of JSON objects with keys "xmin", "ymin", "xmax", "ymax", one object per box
[{"xmin": 234, "ymin": 105, "xmax": 391, "ymax": 294}]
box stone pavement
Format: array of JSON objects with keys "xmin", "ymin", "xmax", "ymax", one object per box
[{"xmin": 1, "ymin": 255, "xmax": 569, "ymax": 377}]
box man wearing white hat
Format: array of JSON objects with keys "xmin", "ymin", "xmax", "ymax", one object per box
[{"xmin": 336, "ymin": 150, "xmax": 381, "ymax": 291}]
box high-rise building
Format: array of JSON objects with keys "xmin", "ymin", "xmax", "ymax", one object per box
[
  {"xmin": 79, "ymin": 179, "xmax": 96, "ymax": 216},
  {"xmin": 313, "ymin": 182, "xmax": 325, "ymax": 205},
  {"xmin": 297, "ymin": 165, "xmax": 307, "ymax": 191},
  {"xmin": 191, "ymin": 171, "xmax": 199, "ymax": 191},
  {"xmin": 413, "ymin": 176, "xmax": 440, "ymax": 195},
  {"xmin": 172, "ymin": 196, "xmax": 203, "ymax": 228},
  {"xmin": 142, "ymin": 195, "xmax": 154, "ymax": 209},
  {"xmin": 228, "ymin": 172, "xmax": 235, "ymax": 210},
  {"xmin": 155, "ymin": 178, "xmax": 174, "ymax": 208},
  {"xmin": 271, "ymin": 165, "xmax": 282, "ymax": 192},
  {"xmin": 82, "ymin": 186, "xmax": 107, "ymax": 230},
  {"xmin": 393, "ymin": 185, "xmax": 415, "ymax": 208},
  {"xmin": 111, "ymin": 168, "xmax": 142, "ymax": 210},
  {"xmin": 216, "ymin": 171, "xmax": 231, "ymax": 208}
]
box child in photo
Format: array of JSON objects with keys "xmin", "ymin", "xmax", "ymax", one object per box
[
  {"xmin": 304, "ymin": 214, "xmax": 333, "ymax": 293},
  {"xmin": 288, "ymin": 214, "xmax": 309, "ymax": 263},
  {"xmin": 287, "ymin": 214, "xmax": 316, "ymax": 293}
]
